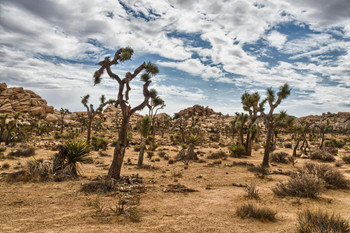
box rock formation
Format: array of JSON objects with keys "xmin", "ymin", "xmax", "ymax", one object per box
[{"xmin": 0, "ymin": 83, "xmax": 54, "ymax": 118}]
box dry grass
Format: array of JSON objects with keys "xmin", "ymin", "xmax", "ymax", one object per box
[
  {"xmin": 272, "ymin": 172, "xmax": 325, "ymax": 199},
  {"xmin": 236, "ymin": 203, "xmax": 276, "ymax": 222},
  {"xmin": 297, "ymin": 209, "xmax": 350, "ymax": 233}
]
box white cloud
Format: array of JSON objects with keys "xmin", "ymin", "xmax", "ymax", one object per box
[{"xmin": 266, "ymin": 31, "xmax": 287, "ymax": 49}]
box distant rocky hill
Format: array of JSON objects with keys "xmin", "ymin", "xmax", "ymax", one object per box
[
  {"xmin": 0, "ymin": 83, "xmax": 54, "ymax": 118},
  {"xmin": 174, "ymin": 105, "xmax": 224, "ymax": 118},
  {"xmin": 298, "ymin": 112, "xmax": 350, "ymax": 132}
]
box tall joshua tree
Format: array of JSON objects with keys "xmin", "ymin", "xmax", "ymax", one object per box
[
  {"xmin": 241, "ymin": 92, "xmax": 260, "ymax": 156},
  {"xmin": 59, "ymin": 108, "xmax": 70, "ymax": 134},
  {"xmin": 147, "ymin": 88, "xmax": 165, "ymax": 137},
  {"xmin": 93, "ymin": 47, "xmax": 159, "ymax": 180},
  {"xmin": 259, "ymin": 83, "xmax": 291, "ymax": 167},
  {"xmin": 138, "ymin": 115, "xmax": 151, "ymax": 167},
  {"xmin": 81, "ymin": 94, "xmax": 114, "ymax": 144},
  {"xmin": 232, "ymin": 112, "xmax": 249, "ymax": 146}
]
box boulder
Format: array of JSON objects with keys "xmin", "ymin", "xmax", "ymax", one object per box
[
  {"xmin": 31, "ymin": 106, "xmax": 46, "ymax": 117},
  {"xmin": 46, "ymin": 113, "xmax": 58, "ymax": 123}
]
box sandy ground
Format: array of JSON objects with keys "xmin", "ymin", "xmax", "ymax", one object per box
[{"xmin": 0, "ymin": 141, "xmax": 350, "ymax": 233}]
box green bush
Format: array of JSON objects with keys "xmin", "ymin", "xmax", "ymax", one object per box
[
  {"xmin": 325, "ymin": 139, "xmax": 346, "ymax": 148},
  {"xmin": 91, "ymin": 136, "xmax": 108, "ymax": 151},
  {"xmin": 209, "ymin": 134, "xmax": 220, "ymax": 142},
  {"xmin": 228, "ymin": 143, "xmax": 246, "ymax": 157},
  {"xmin": 207, "ymin": 151, "xmax": 227, "ymax": 159},
  {"xmin": 297, "ymin": 209, "xmax": 350, "ymax": 233},
  {"xmin": 342, "ymin": 156, "xmax": 350, "ymax": 164},
  {"xmin": 64, "ymin": 138, "xmax": 90, "ymax": 176}
]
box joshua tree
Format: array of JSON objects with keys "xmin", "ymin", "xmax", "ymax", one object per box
[
  {"xmin": 59, "ymin": 108, "xmax": 70, "ymax": 134},
  {"xmin": 81, "ymin": 94, "xmax": 114, "ymax": 144},
  {"xmin": 147, "ymin": 89, "xmax": 165, "ymax": 137},
  {"xmin": 0, "ymin": 114, "xmax": 8, "ymax": 144},
  {"xmin": 160, "ymin": 114, "xmax": 171, "ymax": 138},
  {"xmin": 259, "ymin": 83, "xmax": 291, "ymax": 167},
  {"xmin": 241, "ymin": 92, "xmax": 260, "ymax": 156},
  {"xmin": 138, "ymin": 115, "xmax": 151, "ymax": 167},
  {"xmin": 4, "ymin": 112, "xmax": 21, "ymax": 145},
  {"xmin": 93, "ymin": 47, "xmax": 159, "ymax": 180},
  {"xmin": 232, "ymin": 112, "xmax": 249, "ymax": 146},
  {"xmin": 313, "ymin": 119, "xmax": 332, "ymax": 149}
]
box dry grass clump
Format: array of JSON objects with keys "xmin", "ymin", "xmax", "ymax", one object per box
[
  {"xmin": 297, "ymin": 209, "xmax": 350, "ymax": 233},
  {"xmin": 81, "ymin": 180, "xmax": 116, "ymax": 194},
  {"xmin": 272, "ymin": 172, "xmax": 325, "ymax": 199},
  {"xmin": 302, "ymin": 163, "xmax": 349, "ymax": 189},
  {"xmin": 5, "ymin": 158, "xmax": 52, "ymax": 183},
  {"xmin": 236, "ymin": 203, "xmax": 276, "ymax": 222},
  {"xmin": 284, "ymin": 142, "xmax": 292, "ymax": 148},
  {"xmin": 245, "ymin": 183, "xmax": 260, "ymax": 200},
  {"xmin": 247, "ymin": 165, "xmax": 269, "ymax": 179},
  {"xmin": 342, "ymin": 156, "xmax": 350, "ymax": 164},
  {"xmin": 228, "ymin": 144, "xmax": 246, "ymax": 157},
  {"xmin": 231, "ymin": 161, "xmax": 255, "ymax": 167},
  {"xmin": 8, "ymin": 145, "xmax": 35, "ymax": 157},
  {"xmin": 207, "ymin": 150, "xmax": 227, "ymax": 160},
  {"xmin": 270, "ymin": 152, "xmax": 291, "ymax": 163},
  {"xmin": 310, "ymin": 150, "xmax": 335, "ymax": 162}
]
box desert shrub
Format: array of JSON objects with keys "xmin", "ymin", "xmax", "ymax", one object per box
[
  {"xmin": 81, "ymin": 180, "xmax": 116, "ymax": 194},
  {"xmin": 310, "ymin": 150, "xmax": 335, "ymax": 162},
  {"xmin": 62, "ymin": 132, "xmax": 78, "ymax": 140},
  {"xmin": 148, "ymin": 142, "xmax": 158, "ymax": 151},
  {"xmin": 8, "ymin": 145, "xmax": 35, "ymax": 157},
  {"xmin": 325, "ymin": 139, "xmax": 346, "ymax": 148},
  {"xmin": 64, "ymin": 138, "xmax": 90, "ymax": 176},
  {"xmin": 325, "ymin": 147, "xmax": 338, "ymax": 155},
  {"xmin": 98, "ymin": 151, "xmax": 109, "ymax": 157},
  {"xmin": 247, "ymin": 165, "xmax": 269, "ymax": 178},
  {"xmin": 2, "ymin": 162, "xmax": 10, "ymax": 169},
  {"xmin": 207, "ymin": 150, "xmax": 227, "ymax": 159},
  {"xmin": 342, "ymin": 156, "xmax": 350, "ymax": 164},
  {"xmin": 209, "ymin": 134, "xmax": 220, "ymax": 142},
  {"xmin": 270, "ymin": 152, "xmax": 291, "ymax": 163},
  {"xmin": 54, "ymin": 132, "xmax": 62, "ymax": 139},
  {"xmin": 302, "ymin": 163, "xmax": 349, "ymax": 189},
  {"xmin": 6, "ymin": 158, "xmax": 52, "ymax": 183},
  {"xmin": 245, "ymin": 183, "xmax": 259, "ymax": 200},
  {"xmin": 147, "ymin": 151, "xmax": 154, "ymax": 160},
  {"xmin": 297, "ymin": 209, "xmax": 350, "ymax": 233},
  {"xmin": 231, "ymin": 161, "xmax": 255, "ymax": 167},
  {"xmin": 91, "ymin": 136, "xmax": 108, "ymax": 151},
  {"xmin": 236, "ymin": 203, "xmax": 276, "ymax": 222},
  {"xmin": 0, "ymin": 146, "xmax": 6, "ymax": 152},
  {"xmin": 168, "ymin": 159, "xmax": 174, "ymax": 164},
  {"xmin": 284, "ymin": 142, "xmax": 292, "ymax": 148},
  {"xmin": 228, "ymin": 143, "xmax": 246, "ymax": 157},
  {"xmin": 111, "ymin": 139, "xmax": 118, "ymax": 147},
  {"xmin": 158, "ymin": 151, "xmax": 167, "ymax": 158},
  {"xmin": 272, "ymin": 172, "xmax": 325, "ymax": 198},
  {"xmin": 133, "ymin": 145, "xmax": 141, "ymax": 152}
]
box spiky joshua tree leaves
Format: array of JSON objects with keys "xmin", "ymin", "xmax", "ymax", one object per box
[{"xmin": 93, "ymin": 47, "xmax": 159, "ymax": 180}]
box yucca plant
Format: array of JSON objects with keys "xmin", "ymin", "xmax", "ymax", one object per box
[{"xmin": 64, "ymin": 138, "xmax": 90, "ymax": 176}]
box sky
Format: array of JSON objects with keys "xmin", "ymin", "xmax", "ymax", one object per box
[{"xmin": 0, "ymin": 0, "xmax": 349, "ymax": 117}]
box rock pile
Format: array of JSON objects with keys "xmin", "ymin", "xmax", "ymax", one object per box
[{"xmin": 0, "ymin": 83, "xmax": 54, "ymax": 118}]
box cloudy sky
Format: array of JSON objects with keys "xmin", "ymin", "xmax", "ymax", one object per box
[{"xmin": 0, "ymin": 0, "xmax": 349, "ymax": 117}]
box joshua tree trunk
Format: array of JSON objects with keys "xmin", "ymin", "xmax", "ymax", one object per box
[
  {"xmin": 138, "ymin": 139, "xmax": 146, "ymax": 168},
  {"xmin": 108, "ymin": 115, "xmax": 130, "ymax": 180},
  {"xmin": 319, "ymin": 131, "xmax": 325, "ymax": 149},
  {"xmin": 293, "ymin": 136, "xmax": 301, "ymax": 157},
  {"xmin": 246, "ymin": 131, "xmax": 253, "ymax": 156},
  {"xmin": 87, "ymin": 117, "xmax": 92, "ymax": 144},
  {"xmin": 262, "ymin": 125, "xmax": 272, "ymax": 167}
]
